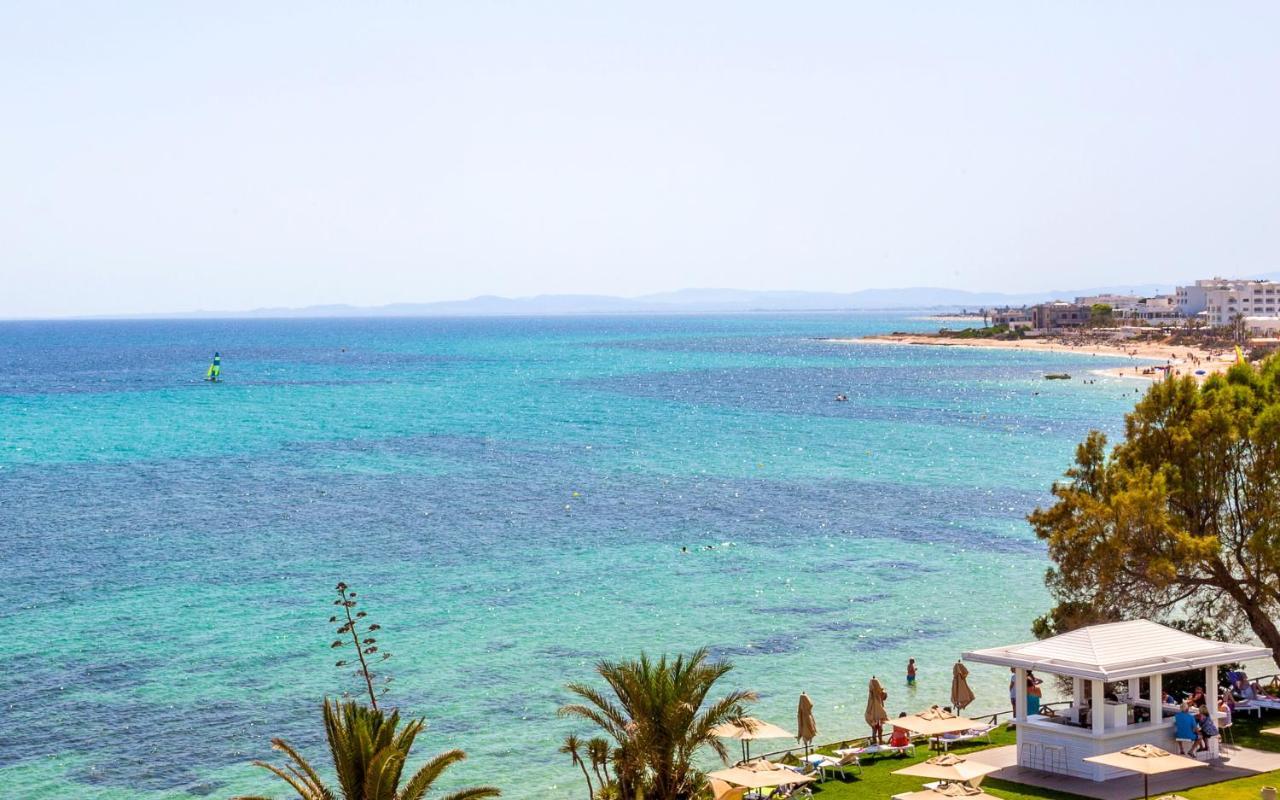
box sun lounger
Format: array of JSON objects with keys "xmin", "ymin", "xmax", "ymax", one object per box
[
  {"xmin": 1231, "ymin": 700, "xmax": 1263, "ymax": 718},
  {"xmin": 802, "ymin": 752, "xmax": 860, "ymax": 780},
  {"xmin": 834, "ymin": 742, "xmax": 915, "ymax": 760},
  {"xmin": 930, "ymin": 723, "xmax": 996, "ymax": 751}
]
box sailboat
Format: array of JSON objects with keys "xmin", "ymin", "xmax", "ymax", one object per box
[{"xmin": 205, "ymin": 352, "xmax": 222, "ymax": 382}]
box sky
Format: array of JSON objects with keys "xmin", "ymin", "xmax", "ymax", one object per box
[{"xmin": 2, "ymin": 1, "xmax": 1278, "ymax": 317}]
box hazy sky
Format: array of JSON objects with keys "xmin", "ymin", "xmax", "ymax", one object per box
[{"xmin": 3, "ymin": 2, "xmax": 1278, "ymax": 317}]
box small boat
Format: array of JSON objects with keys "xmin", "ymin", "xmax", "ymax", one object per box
[
  {"xmin": 1043, "ymin": 373, "xmax": 1071, "ymax": 380},
  {"xmin": 205, "ymin": 352, "xmax": 222, "ymax": 382}
]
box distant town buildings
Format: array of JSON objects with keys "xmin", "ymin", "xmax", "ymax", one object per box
[
  {"xmin": 981, "ymin": 276, "xmax": 1280, "ymax": 334},
  {"xmin": 1031, "ymin": 301, "xmax": 1091, "ymax": 330}
]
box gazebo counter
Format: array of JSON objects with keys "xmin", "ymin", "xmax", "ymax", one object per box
[
  {"xmin": 962, "ymin": 620, "xmax": 1273, "ymax": 783},
  {"xmin": 1017, "ymin": 714, "xmax": 1179, "ymax": 780}
]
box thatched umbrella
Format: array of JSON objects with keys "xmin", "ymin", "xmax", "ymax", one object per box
[
  {"xmin": 893, "ymin": 753, "xmax": 1001, "ymax": 783},
  {"xmin": 707, "ymin": 761, "xmax": 816, "ymax": 789},
  {"xmin": 866, "ymin": 676, "xmax": 889, "ymax": 742},
  {"xmin": 796, "ymin": 693, "xmax": 818, "ymax": 754},
  {"xmin": 895, "ymin": 787, "xmax": 1002, "ymax": 799},
  {"xmin": 951, "ymin": 662, "xmax": 976, "ymax": 712},
  {"xmin": 1083, "ymin": 744, "xmax": 1206, "ymax": 800},
  {"xmin": 893, "ymin": 706, "xmax": 980, "ymax": 739},
  {"xmin": 710, "ymin": 718, "xmax": 794, "ymax": 763}
]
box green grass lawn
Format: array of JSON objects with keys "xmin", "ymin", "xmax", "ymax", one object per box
[{"xmin": 787, "ymin": 716, "xmax": 1280, "ymax": 800}]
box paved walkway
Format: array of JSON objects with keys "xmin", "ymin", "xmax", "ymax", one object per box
[{"xmin": 965, "ymin": 743, "xmax": 1280, "ymax": 800}]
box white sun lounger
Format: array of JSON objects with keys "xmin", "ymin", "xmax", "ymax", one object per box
[
  {"xmin": 802, "ymin": 752, "xmax": 861, "ymax": 780},
  {"xmin": 834, "ymin": 742, "xmax": 915, "ymax": 759},
  {"xmin": 930, "ymin": 723, "xmax": 996, "ymax": 751}
]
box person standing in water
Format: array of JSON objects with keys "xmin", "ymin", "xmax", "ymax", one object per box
[{"xmin": 906, "ymin": 658, "xmax": 917, "ymax": 687}]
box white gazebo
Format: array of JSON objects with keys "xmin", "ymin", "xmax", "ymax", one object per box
[{"xmin": 963, "ymin": 619, "xmax": 1271, "ymax": 782}]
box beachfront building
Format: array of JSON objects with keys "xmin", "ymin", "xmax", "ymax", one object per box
[
  {"xmin": 1029, "ymin": 302, "xmax": 1090, "ymax": 331},
  {"xmin": 1246, "ymin": 316, "xmax": 1280, "ymax": 335},
  {"xmin": 1175, "ymin": 279, "xmax": 1219, "ymax": 317},
  {"xmin": 962, "ymin": 619, "xmax": 1271, "ymax": 782},
  {"xmin": 1125, "ymin": 294, "xmax": 1184, "ymax": 326},
  {"xmin": 1073, "ymin": 294, "xmax": 1140, "ymax": 311},
  {"xmin": 989, "ymin": 306, "xmax": 1033, "ymax": 329},
  {"xmin": 1176, "ymin": 278, "xmax": 1280, "ymax": 327}
]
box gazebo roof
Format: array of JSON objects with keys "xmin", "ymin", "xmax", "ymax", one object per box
[{"xmin": 962, "ymin": 619, "xmax": 1272, "ymax": 681}]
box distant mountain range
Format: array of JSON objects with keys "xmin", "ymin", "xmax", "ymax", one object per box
[{"xmin": 107, "ymin": 283, "xmax": 1186, "ymax": 319}]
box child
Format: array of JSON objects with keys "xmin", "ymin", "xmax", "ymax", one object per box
[{"xmin": 907, "ymin": 658, "xmax": 917, "ymax": 687}]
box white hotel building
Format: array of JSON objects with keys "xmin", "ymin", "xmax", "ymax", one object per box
[{"xmin": 1177, "ymin": 278, "xmax": 1280, "ymax": 328}]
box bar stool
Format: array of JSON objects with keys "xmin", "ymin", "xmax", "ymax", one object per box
[
  {"xmin": 1019, "ymin": 742, "xmax": 1043, "ymax": 770},
  {"xmin": 1042, "ymin": 745, "xmax": 1066, "ymax": 774}
]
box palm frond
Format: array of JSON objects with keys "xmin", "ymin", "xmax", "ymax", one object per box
[
  {"xmin": 398, "ymin": 748, "xmax": 467, "ymax": 800},
  {"xmin": 270, "ymin": 737, "xmax": 329, "ymax": 797},
  {"xmin": 364, "ymin": 744, "xmax": 407, "ymax": 800},
  {"xmin": 438, "ymin": 787, "xmax": 502, "ymax": 800},
  {"xmin": 252, "ymin": 759, "xmax": 320, "ymax": 800}
]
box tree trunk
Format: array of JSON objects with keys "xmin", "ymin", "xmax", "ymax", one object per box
[
  {"xmin": 1241, "ymin": 599, "xmax": 1280, "ymax": 661},
  {"xmin": 577, "ymin": 763, "xmax": 594, "ymax": 800}
]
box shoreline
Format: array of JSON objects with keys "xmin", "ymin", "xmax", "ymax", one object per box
[{"xmin": 827, "ymin": 333, "xmax": 1237, "ymax": 381}]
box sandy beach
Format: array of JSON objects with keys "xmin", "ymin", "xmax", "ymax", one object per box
[{"xmin": 830, "ymin": 333, "xmax": 1238, "ymax": 381}]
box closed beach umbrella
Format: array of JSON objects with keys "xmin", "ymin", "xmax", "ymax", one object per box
[
  {"xmin": 1083, "ymin": 744, "xmax": 1206, "ymax": 800},
  {"xmin": 865, "ymin": 676, "xmax": 889, "ymax": 729},
  {"xmin": 951, "ymin": 662, "xmax": 976, "ymax": 712},
  {"xmin": 710, "ymin": 718, "xmax": 794, "ymax": 763},
  {"xmin": 893, "ymin": 753, "xmax": 1000, "ymax": 783},
  {"xmin": 796, "ymin": 693, "xmax": 818, "ymax": 753}
]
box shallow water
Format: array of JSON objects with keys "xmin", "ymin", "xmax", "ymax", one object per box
[{"xmin": 0, "ymin": 313, "xmax": 1149, "ymax": 799}]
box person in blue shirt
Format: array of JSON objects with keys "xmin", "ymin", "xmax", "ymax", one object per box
[
  {"xmin": 1173, "ymin": 704, "xmax": 1198, "ymax": 755},
  {"xmin": 1196, "ymin": 706, "xmax": 1220, "ymax": 760}
]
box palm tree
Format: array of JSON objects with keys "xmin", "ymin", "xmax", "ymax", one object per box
[
  {"xmin": 586, "ymin": 737, "xmax": 612, "ymax": 788},
  {"xmin": 559, "ymin": 648, "xmax": 756, "ymax": 800},
  {"xmin": 560, "ymin": 733, "xmax": 595, "ymax": 800},
  {"xmin": 234, "ymin": 699, "xmax": 500, "ymax": 800}
]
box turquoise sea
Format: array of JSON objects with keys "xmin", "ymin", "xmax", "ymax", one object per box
[{"xmin": 0, "ymin": 313, "xmax": 1150, "ymax": 799}]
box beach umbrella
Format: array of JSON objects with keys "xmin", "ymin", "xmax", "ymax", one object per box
[
  {"xmin": 894, "ymin": 706, "xmax": 980, "ymax": 738},
  {"xmin": 1083, "ymin": 744, "xmax": 1206, "ymax": 800},
  {"xmin": 706, "ymin": 762, "xmax": 816, "ymax": 789},
  {"xmin": 893, "ymin": 753, "xmax": 1001, "ymax": 784},
  {"xmin": 895, "ymin": 787, "xmax": 1003, "ymax": 800},
  {"xmin": 707, "ymin": 779, "xmax": 748, "ymax": 800},
  {"xmin": 796, "ymin": 693, "xmax": 818, "ymax": 754},
  {"xmin": 710, "ymin": 718, "xmax": 794, "ymax": 763},
  {"xmin": 951, "ymin": 662, "xmax": 976, "ymax": 712},
  {"xmin": 1263, "ymin": 727, "xmax": 1280, "ymax": 736},
  {"xmin": 865, "ymin": 676, "xmax": 889, "ymax": 732}
]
